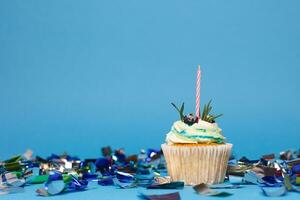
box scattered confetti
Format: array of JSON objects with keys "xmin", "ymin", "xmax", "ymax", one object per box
[{"xmin": 1, "ymin": 147, "xmax": 300, "ymax": 198}]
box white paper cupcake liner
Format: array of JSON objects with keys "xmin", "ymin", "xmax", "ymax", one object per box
[{"xmin": 161, "ymin": 143, "xmax": 232, "ymax": 185}]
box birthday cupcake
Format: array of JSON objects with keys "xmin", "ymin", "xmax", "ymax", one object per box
[{"xmin": 161, "ymin": 66, "xmax": 232, "ymax": 185}]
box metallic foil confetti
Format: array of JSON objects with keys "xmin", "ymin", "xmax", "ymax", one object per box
[
  {"xmin": 98, "ymin": 176, "xmax": 114, "ymax": 186},
  {"xmin": 0, "ymin": 185, "xmax": 24, "ymax": 195},
  {"xmin": 154, "ymin": 176, "xmax": 171, "ymax": 184},
  {"xmin": 147, "ymin": 181, "xmax": 184, "ymax": 189},
  {"xmin": 138, "ymin": 192, "xmax": 181, "ymax": 200},
  {"xmin": 27, "ymin": 174, "xmax": 49, "ymax": 184},
  {"xmin": 261, "ymin": 186, "xmax": 286, "ymax": 197},
  {"xmin": 261, "ymin": 154, "xmax": 275, "ymax": 161},
  {"xmin": 209, "ymin": 184, "xmax": 242, "ymax": 189},
  {"xmin": 193, "ymin": 183, "xmax": 233, "ymax": 197},
  {"xmin": 113, "ymin": 178, "xmax": 138, "ymax": 189},
  {"xmin": 2, "ymin": 147, "xmax": 300, "ymax": 198},
  {"xmin": 243, "ymin": 170, "xmax": 264, "ymax": 184}
]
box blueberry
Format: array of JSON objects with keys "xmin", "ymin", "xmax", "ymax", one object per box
[{"xmin": 183, "ymin": 114, "xmax": 198, "ymax": 126}]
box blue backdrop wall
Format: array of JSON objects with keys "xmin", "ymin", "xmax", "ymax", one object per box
[{"xmin": 1, "ymin": 0, "xmax": 300, "ymax": 159}]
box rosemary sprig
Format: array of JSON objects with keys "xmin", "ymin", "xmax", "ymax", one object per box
[
  {"xmin": 201, "ymin": 100, "xmax": 223, "ymax": 123},
  {"xmin": 171, "ymin": 102, "xmax": 185, "ymax": 121},
  {"xmin": 171, "ymin": 100, "xmax": 222, "ymax": 124}
]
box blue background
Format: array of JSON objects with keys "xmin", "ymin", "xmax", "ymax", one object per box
[{"xmin": 1, "ymin": 0, "xmax": 300, "ymax": 161}]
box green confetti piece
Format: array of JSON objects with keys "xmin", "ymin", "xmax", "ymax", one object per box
[
  {"xmin": 28, "ymin": 175, "xmax": 49, "ymax": 184},
  {"xmin": 4, "ymin": 162, "xmax": 22, "ymax": 171},
  {"xmin": 296, "ymin": 177, "xmax": 300, "ymax": 186},
  {"xmin": 62, "ymin": 174, "xmax": 72, "ymax": 184},
  {"xmin": 4, "ymin": 155, "xmax": 22, "ymax": 164},
  {"xmin": 284, "ymin": 174, "xmax": 293, "ymax": 191}
]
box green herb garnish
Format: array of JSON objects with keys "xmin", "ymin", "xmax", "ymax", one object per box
[
  {"xmin": 171, "ymin": 100, "xmax": 223, "ymax": 124},
  {"xmin": 201, "ymin": 100, "xmax": 223, "ymax": 123},
  {"xmin": 171, "ymin": 102, "xmax": 185, "ymax": 121}
]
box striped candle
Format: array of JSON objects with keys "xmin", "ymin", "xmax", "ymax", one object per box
[{"xmin": 195, "ymin": 65, "xmax": 201, "ymax": 119}]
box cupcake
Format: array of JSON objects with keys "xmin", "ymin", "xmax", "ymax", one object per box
[{"xmin": 161, "ymin": 66, "xmax": 232, "ymax": 185}]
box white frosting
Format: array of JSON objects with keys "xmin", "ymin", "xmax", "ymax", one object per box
[{"xmin": 166, "ymin": 120, "xmax": 225, "ymax": 144}]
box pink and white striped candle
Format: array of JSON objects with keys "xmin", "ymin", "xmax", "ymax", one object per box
[{"xmin": 195, "ymin": 65, "xmax": 201, "ymax": 119}]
